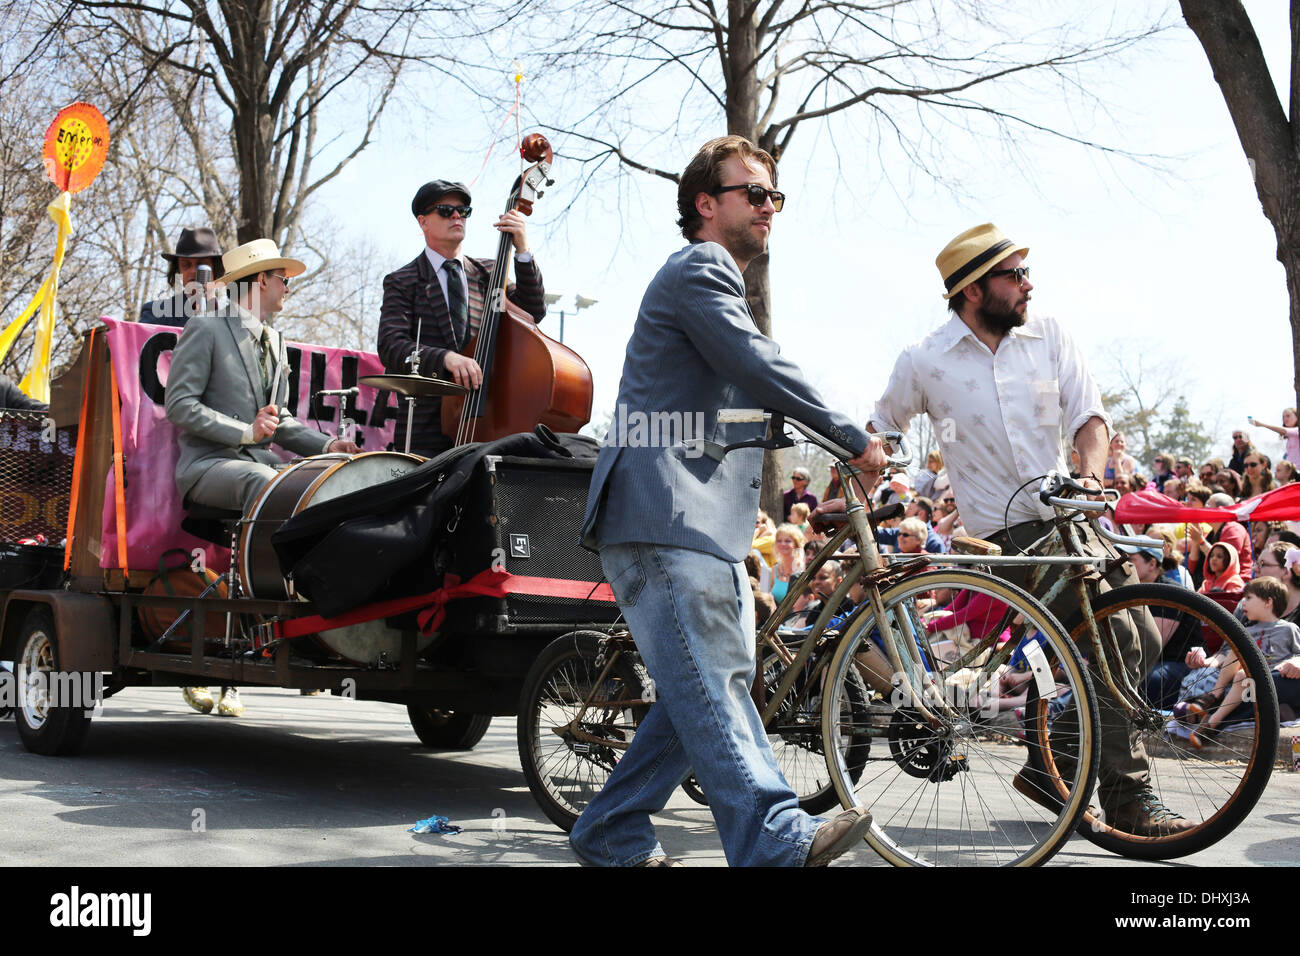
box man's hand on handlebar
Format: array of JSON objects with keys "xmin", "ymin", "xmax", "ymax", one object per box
[{"xmin": 847, "ymin": 436, "xmax": 889, "ymax": 492}]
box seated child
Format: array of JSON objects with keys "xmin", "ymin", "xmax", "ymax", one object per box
[{"xmin": 1181, "ymin": 576, "xmax": 1300, "ymax": 748}]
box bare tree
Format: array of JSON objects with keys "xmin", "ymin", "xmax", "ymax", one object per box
[
  {"xmin": 514, "ymin": 0, "xmax": 1167, "ymax": 517},
  {"xmin": 56, "ymin": 0, "xmax": 464, "ymax": 248},
  {"xmin": 1181, "ymin": 0, "xmax": 1300, "ymax": 408}
]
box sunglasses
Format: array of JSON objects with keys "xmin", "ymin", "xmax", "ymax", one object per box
[
  {"xmin": 1246, "ymin": 461, "xmax": 1261, "ymax": 468},
  {"xmin": 424, "ymin": 204, "xmax": 472, "ymax": 219},
  {"xmin": 985, "ymin": 266, "xmax": 1030, "ymax": 284},
  {"xmin": 713, "ymin": 183, "xmax": 785, "ymax": 211}
]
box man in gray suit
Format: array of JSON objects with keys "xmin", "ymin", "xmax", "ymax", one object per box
[
  {"xmin": 573, "ymin": 135, "xmax": 887, "ymax": 867},
  {"xmin": 166, "ymin": 238, "xmax": 359, "ymax": 515}
]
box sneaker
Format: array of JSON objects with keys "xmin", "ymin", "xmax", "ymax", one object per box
[
  {"xmin": 217, "ymin": 687, "xmax": 244, "ymax": 717},
  {"xmin": 1106, "ymin": 788, "xmax": 1195, "ymax": 836},
  {"xmin": 806, "ymin": 807, "xmax": 872, "ymax": 866},
  {"xmin": 635, "ymin": 855, "xmax": 684, "ymax": 867},
  {"xmin": 182, "ymin": 687, "xmax": 214, "ymax": 714}
]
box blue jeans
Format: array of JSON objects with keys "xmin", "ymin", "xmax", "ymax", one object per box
[
  {"xmin": 1141, "ymin": 659, "xmax": 1190, "ymax": 710},
  {"xmin": 569, "ymin": 542, "xmax": 822, "ymax": 866}
]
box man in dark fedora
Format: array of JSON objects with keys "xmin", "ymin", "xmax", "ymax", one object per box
[
  {"xmin": 868, "ymin": 222, "xmax": 1189, "ymax": 838},
  {"xmin": 376, "ymin": 180, "xmax": 546, "ymax": 456},
  {"xmin": 139, "ymin": 226, "xmax": 225, "ymax": 328}
]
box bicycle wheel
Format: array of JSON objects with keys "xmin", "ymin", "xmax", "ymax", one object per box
[
  {"xmin": 820, "ymin": 568, "xmax": 1098, "ymax": 866},
  {"xmin": 761, "ymin": 639, "xmax": 870, "ymax": 815},
  {"xmin": 517, "ymin": 630, "xmax": 648, "ymax": 832},
  {"xmin": 1036, "ymin": 583, "xmax": 1278, "ymax": 859}
]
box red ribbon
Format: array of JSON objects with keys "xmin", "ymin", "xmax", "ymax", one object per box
[{"xmin": 273, "ymin": 567, "xmax": 615, "ymax": 641}]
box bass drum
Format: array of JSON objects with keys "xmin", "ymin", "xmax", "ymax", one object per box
[{"xmin": 240, "ymin": 452, "xmax": 427, "ymax": 665}]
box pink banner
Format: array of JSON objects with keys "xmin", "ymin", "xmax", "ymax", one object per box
[{"xmin": 100, "ymin": 318, "xmax": 399, "ymax": 572}]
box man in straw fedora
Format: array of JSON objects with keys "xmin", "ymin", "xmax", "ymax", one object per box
[
  {"xmin": 165, "ymin": 238, "xmax": 358, "ymax": 717},
  {"xmin": 166, "ymin": 237, "xmax": 358, "ymax": 515},
  {"xmin": 865, "ymin": 223, "xmax": 1190, "ymax": 837},
  {"xmin": 140, "ymin": 226, "xmax": 226, "ymax": 328}
]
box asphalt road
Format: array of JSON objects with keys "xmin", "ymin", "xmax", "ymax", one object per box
[{"xmin": 1, "ymin": 686, "xmax": 1297, "ymax": 867}]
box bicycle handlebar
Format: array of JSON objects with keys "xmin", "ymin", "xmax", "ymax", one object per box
[
  {"xmin": 1036, "ymin": 472, "xmax": 1162, "ymax": 549},
  {"xmin": 714, "ymin": 408, "xmax": 911, "ymax": 468}
]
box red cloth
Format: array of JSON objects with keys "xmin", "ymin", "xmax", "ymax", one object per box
[
  {"xmin": 1115, "ymin": 483, "xmax": 1300, "ymax": 524},
  {"xmin": 925, "ymin": 590, "xmax": 1008, "ymax": 643}
]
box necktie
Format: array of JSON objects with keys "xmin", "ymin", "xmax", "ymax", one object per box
[
  {"xmin": 443, "ymin": 258, "xmax": 468, "ymax": 348},
  {"xmin": 258, "ymin": 327, "xmax": 274, "ymax": 400}
]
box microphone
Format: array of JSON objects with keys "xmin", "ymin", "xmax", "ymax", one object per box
[{"xmin": 195, "ymin": 264, "xmax": 214, "ymax": 315}]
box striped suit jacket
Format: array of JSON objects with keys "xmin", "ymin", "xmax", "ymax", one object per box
[{"xmin": 376, "ymin": 250, "xmax": 546, "ymax": 455}]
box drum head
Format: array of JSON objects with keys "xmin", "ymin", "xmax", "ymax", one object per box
[{"xmin": 239, "ymin": 451, "xmax": 432, "ymax": 665}]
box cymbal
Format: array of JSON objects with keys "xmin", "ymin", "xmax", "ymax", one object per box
[{"xmin": 358, "ymin": 374, "xmax": 468, "ymax": 398}]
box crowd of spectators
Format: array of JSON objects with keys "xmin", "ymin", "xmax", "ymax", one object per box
[{"xmin": 745, "ymin": 413, "xmax": 1300, "ymax": 732}]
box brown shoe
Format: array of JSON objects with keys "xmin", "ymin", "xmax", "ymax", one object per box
[
  {"xmin": 1106, "ymin": 789, "xmax": 1195, "ymax": 836},
  {"xmin": 1011, "ymin": 766, "xmax": 1064, "ymax": 813},
  {"xmin": 806, "ymin": 807, "xmax": 872, "ymax": 866},
  {"xmin": 635, "ymin": 855, "xmax": 684, "ymax": 867}
]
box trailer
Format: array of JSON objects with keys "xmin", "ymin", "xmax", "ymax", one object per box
[{"xmin": 0, "ymin": 320, "xmax": 617, "ymax": 758}]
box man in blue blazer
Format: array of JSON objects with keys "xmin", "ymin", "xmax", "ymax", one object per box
[{"xmin": 574, "ymin": 135, "xmax": 887, "ymax": 866}]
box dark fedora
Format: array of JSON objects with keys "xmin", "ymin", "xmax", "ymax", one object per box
[{"xmin": 161, "ymin": 226, "xmax": 225, "ymax": 278}]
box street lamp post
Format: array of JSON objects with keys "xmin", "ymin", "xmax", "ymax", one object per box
[{"xmin": 543, "ymin": 293, "xmax": 598, "ymax": 343}]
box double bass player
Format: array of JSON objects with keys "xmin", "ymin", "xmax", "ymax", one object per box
[{"xmin": 376, "ymin": 179, "xmax": 547, "ymax": 456}]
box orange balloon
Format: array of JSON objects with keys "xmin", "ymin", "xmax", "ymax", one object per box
[{"xmin": 42, "ymin": 103, "xmax": 109, "ymax": 193}]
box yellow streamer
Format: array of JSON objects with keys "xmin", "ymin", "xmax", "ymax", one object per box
[{"xmin": 0, "ymin": 191, "xmax": 73, "ymax": 403}]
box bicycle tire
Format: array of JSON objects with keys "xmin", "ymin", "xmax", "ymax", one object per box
[
  {"xmin": 819, "ymin": 568, "xmax": 1099, "ymax": 866},
  {"xmin": 1036, "ymin": 583, "xmax": 1278, "ymax": 859},
  {"xmin": 517, "ymin": 630, "xmax": 648, "ymax": 832},
  {"xmin": 761, "ymin": 640, "xmax": 870, "ymax": 815}
]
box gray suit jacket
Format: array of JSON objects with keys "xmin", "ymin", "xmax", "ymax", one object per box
[
  {"xmin": 581, "ymin": 241, "xmax": 869, "ymax": 563},
  {"xmin": 165, "ymin": 306, "xmax": 332, "ymax": 504}
]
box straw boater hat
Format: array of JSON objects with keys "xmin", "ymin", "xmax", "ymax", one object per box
[
  {"xmin": 220, "ymin": 238, "xmax": 306, "ymax": 285},
  {"xmin": 935, "ymin": 223, "xmax": 1029, "ymax": 300}
]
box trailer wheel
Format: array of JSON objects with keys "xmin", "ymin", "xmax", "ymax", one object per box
[
  {"xmin": 407, "ymin": 705, "xmax": 491, "ymax": 750},
  {"xmin": 14, "ymin": 607, "xmax": 92, "ymax": 756}
]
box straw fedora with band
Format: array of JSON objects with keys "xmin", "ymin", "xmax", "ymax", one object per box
[
  {"xmin": 221, "ymin": 239, "xmax": 306, "ymax": 286},
  {"xmin": 936, "ymin": 223, "xmax": 1028, "ymax": 300}
]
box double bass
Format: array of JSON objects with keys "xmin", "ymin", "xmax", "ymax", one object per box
[{"xmin": 440, "ymin": 134, "xmax": 593, "ymax": 445}]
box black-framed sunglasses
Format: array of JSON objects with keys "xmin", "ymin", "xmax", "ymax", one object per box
[
  {"xmin": 713, "ymin": 183, "xmax": 785, "ymax": 211},
  {"xmin": 425, "ymin": 204, "xmax": 472, "ymax": 219},
  {"xmin": 986, "ymin": 266, "xmax": 1030, "ymax": 284}
]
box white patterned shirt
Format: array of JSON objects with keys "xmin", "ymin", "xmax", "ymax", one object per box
[{"xmin": 869, "ymin": 313, "xmax": 1110, "ymax": 538}]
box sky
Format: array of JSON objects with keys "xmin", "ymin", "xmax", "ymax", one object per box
[{"xmin": 316, "ymin": 0, "xmax": 1296, "ymax": 468}]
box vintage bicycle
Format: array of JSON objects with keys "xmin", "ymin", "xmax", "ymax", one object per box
[
  {"xmin": 816, "ymin": 470, "xmax": 1278, "ymax": 862},
  {"xmin": 517, "ymin": 411, "xmax": 1102, "ymax": 866}
]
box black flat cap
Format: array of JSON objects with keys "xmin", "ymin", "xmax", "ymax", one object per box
[{"xmin": 411, "ymin": 180, "xmax": 471, "ymax": 216}]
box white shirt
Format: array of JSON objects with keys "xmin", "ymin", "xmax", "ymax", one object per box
[
  {"xmin": 423, "ymin": 246, "xmax": 533, "ymax": 312},
  {"xmin": 869, "ymin": 313, "xmax": 1110, "ymax": 538}
]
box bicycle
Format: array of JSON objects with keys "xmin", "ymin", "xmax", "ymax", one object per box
[
  {"xmin": 518, "ymin": 411, "xmax": 1101, "ymax": 866},
  {"xmin": 816, "ymin": 471, "xmax": 1278, "ymax": 862},
  {"xmin": 996, "ymin": 473, "xmax": 1279, "ymax": 859}
]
